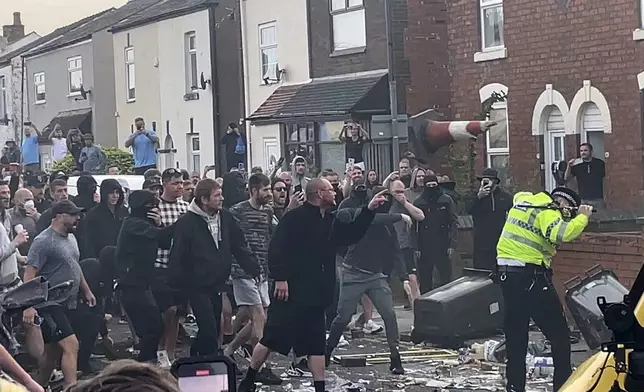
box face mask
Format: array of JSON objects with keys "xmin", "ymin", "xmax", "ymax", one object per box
[
  {"xmin": 424, "ymin": 186, "xmax": 441, "ymax": 198},
  {"xmin": 354, "ymin": 190, "xmax": 367, "ymax": 201}
]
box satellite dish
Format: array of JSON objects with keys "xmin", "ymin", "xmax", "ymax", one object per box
[
  {"xmin": 79, "ymin": 85, "xmax": 91, "ymax": 100},
  {"xmin": 200, "ymin": 72, "xmax": 211, "ymax": 90}
]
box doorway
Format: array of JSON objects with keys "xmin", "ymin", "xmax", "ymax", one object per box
[{"xmin": 545, "ymin": 107, "xmax": 566, "ymax": 191}]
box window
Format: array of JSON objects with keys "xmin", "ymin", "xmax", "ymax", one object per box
[
  {"xmin": 125, "ymin": 47, "xmax": 135, "ymax": 101},
  {"xmin": 259, "ymin": 23, "xmax": 278, "ymax": 82},
  {"xmin": 67, "ymin": 56, "xmax": 83, "ymax": 95},
  {"xmin": 0, "ymin": 76, "xmax": 6, "ymax": 117},
  {"xmin": 185, "ymin": 32, "xmax": 198, "ymax": 92},
  {"xmin": 34, "ymin": 72, "xmax": 46, "ymax": 103},
  {"xmin": 480, "ymin": 0, "xmax": 504, "ymax": 50},
  {"xmin": 283, "ymin": 123, "xmax": 317, "ymax": 172},
  {"xmin": 331, "ymin": 0, "xmax": 366, "ymax": 51},
  {"xmin": 581, "ymin": 103, "xmax": 605, "ymax": 160},
  {"xmin": 486, "ymin": 102, "xmax": 509, "ymax": 183},
  {"xmin": 189, "ymin": 135, "xmax": 200, "ymax": 173}
]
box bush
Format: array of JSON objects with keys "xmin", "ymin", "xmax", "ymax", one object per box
[{"xmin": 51, "ymin": 147, "xmax": 135, "ymax": 175}]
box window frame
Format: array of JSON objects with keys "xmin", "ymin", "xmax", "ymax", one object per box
[
  {"xmin": 189, "ymin": 135, "xmax": 201, "ymax": 173},
  {"xmin": 258, "ymin": 22, "xmax": 278, "ymax": 83},
  {"xmin": 330, "ymin": 0, "xmax": 366, "ymax": 52},
  {"xmin": 282, "ymin": 122, "xmax": 319, "ymax": 172},
  {"xmin": 479, "ymin": 0, "xmax": 505, "ymax": 51},
  {"xmin": 34, "ymin": 72, "xmax": 46, "ymax": 104},
  {"xmin": 185, "ymin": 32, "xmax": 198, "ymax": 92},
  {"xmin": 485, "ymin": 100, "xmax": 509, "ymax": 169},
  {"xmin": 0, "ymin": 76, "xmax": 6, "ymax": 117},
  {"xmin": 125, "ymin": 47, "xmax": 136, "ymax": 102},
  {"xmin": 67, "ymin": 56, "xmax": 83, "ymax": 96}
]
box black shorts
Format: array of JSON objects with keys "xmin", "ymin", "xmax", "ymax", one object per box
[
  {"xmin": 40, "ymin": 306, "xmax": 75, "ymax": 344},
  {"xmin": 260, "ymin": 301, "xmax": 326, "ymax": 357},
  {"xmin": 403, "ymin": 249, "xmax": 417, "ymax": 275},
  {"xmin": 151, "ymin": 269, "xmax": 182, "ymax": 312},
  {"xmin": 134, "ymin": 164, "xmax": 157, "ymax": 176}
]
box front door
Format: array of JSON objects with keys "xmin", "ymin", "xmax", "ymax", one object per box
[{"xmin": 546, "ymin": 131, "xmax": 566, "ymax": 191}]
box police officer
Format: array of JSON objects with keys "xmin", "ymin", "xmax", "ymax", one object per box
[{"xmin": 496, "ymin": 187, "xmax": 593, "ymax": 392}]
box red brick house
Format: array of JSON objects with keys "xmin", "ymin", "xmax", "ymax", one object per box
[{"xmin": 406, "ymin": 0, "xmax": 644, "ymax": 209}]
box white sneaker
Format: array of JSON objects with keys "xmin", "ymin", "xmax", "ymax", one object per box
[
  {"xmin": 346, "ymin": 314, "xmax": 360, "ymax": 330},
  {"xmin": 49, "ymin": 369, "xmax": 64, "ymax": 383},
  {"xmin": 157, "ymin": 350, "xmax": 172, "ymax": 369},
  {"xmin": 326, "ymin": 332, "xmax": 350, "ymax": 347},
  {"xmin": 363, "ymin": 320, "xmax": 384, "ymax": 335}
]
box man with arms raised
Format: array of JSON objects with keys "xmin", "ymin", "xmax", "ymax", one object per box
[{"xmin": 238, "ymin": 179, "xmax": 388, "ymax": 392}]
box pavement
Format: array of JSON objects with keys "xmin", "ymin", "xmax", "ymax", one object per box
[{"xmin": 69, "ymin": 305, "xmax": 595, "ymax": 392}]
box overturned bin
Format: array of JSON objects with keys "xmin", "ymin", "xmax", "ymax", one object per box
[
  {"xmin": 564, "ymin": 265, "xmax": 628, "ymax": 350},
  {"xmin": 411, "ymin": 268, "xmax": 504, "ymax": 347}
]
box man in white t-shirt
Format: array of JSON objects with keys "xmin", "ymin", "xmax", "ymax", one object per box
[{"xmin": 49, "ymin": 124, "xmax": 68, "ymax": 162}]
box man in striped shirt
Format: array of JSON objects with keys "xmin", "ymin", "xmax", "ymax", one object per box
[
  {"xmin": 224, "ymin": 173, "xmax": 281, "ymax": 385},
  {"xmin": 153, "ymin": 168, "xmax": 189, "ymax": 365}
]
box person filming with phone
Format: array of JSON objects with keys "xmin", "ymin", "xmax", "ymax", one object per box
[
  {"xmin": 564, "ymin": 142, "xmax": 605, "ymax": 209},
  {"xmin": 467, "ymin": 168, "xmax": 512, "ymax": 271}
]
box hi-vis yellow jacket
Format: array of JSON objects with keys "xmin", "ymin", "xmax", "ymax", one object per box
[{"xmin": 496, "ymin": 192, "xmax": 589, "ymax": 268}]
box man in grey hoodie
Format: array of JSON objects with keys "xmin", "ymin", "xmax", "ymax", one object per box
[
  {"xmin": 168, "ymin": 179, "xmax": 260, "ymax": 356},
  {"xmin": 290, "ymin": 156, "xmax": 310, "ymax": 193}
]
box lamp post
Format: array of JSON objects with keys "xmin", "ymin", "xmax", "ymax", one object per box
[{"xmin": 384, "ymin": 0, "xmax": 400, "ymax": 168}]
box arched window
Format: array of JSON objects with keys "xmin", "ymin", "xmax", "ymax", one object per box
[
  {"xmin": 569, "ymin": 80, "xmax": 611, "ymax": 160},
  {"xmin": 164, "ymin": 134, "xmax": 175, "ymax": 170}
]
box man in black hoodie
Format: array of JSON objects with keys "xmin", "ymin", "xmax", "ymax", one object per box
[
  {"xmin": 80, "ymin": 179, "xmax": 127, "ymax": 260},
  {"xmin": 413, "ymin": 175, "xmax": 458, "ymax": 294},
  {"xmin": 115, "ymin": 190, "xmax": 174, "ymax": 363},
  {"xmin": 169, "ymin": 179, "xmax": 261, "ymax": 356},
  {"xmin": 238, "ymin": 178, "xmax": 388, "ymax": 392},
  {"xmin": 72, "ymin": 175, "xmax": 98, "ymax": 211},
  {"xmin": 327, "ymin": 186, "xmax": 409, "ymax": 375},
  {"xmin": 222, "ymin": 171, "xmax": 247, "ymax": 210},
  {"xmin": 468, "ymin": 168, "xmax": 512, "ymax": 271}
]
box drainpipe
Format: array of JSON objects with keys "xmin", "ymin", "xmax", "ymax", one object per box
[
  {"xmin": 19, "ymin": 57, "xmax": 24, "ymax": 146},
  {"xmin": 385, "ymin": 0, "xmax": 399, "ymax": 168},
  {"xmin": 239, "ymin": 0, "xmax": 253, "ymax": 167},
  {"xmin": 208, "ymin": 4, "xmax": 222, "ymax": 175}
]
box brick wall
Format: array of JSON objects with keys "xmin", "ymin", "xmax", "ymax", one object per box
[
  {"xmin": 307, "ymin": 0, "xmax": 409, "ymax": 110},
  {"xmin": 406, "ymin": 0, "xmax": 644, "ymax": 208},
  {"xmin": 552, "ymin": 232, "xmax": 644, "ymax": 296}
]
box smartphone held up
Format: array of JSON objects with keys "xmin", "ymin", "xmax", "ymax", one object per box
[{"xmin": 173, "ymin": 356, "xmax": 236, "ymax": 392}]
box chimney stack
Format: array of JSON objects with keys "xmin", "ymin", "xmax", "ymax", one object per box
[{"xmin": 2, "ymin": 12, "xmax": 25, "ymax": 44}]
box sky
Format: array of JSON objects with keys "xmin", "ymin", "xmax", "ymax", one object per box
[{"xmin": 1, "ymin": 0, "xmax": 127, "ymax": 36}]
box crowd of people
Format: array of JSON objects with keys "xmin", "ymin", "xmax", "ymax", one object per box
[
  {"xmin": 0, "ymin": 116, "xmax": 603, "ymax": 392},
  {"xmin": 0, "ymin": 145, "xmax": 517, "ymax": 392}
]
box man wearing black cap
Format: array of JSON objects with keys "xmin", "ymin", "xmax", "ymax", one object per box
[
  {"xmin": 496, "ymin": 187, "xmax": 593, "ymax": 392},
  {"xmin": 468, "ymin": 168, "xmax": 512, "ymax": 271},
  {"xmin": 24, "ymin": 200, "xmax": 96, "ymax": 388},
  {"xmin": 25, "ymin": 175, "xmax": 49, "ymax": 214},
  {"xmin": 143, "ymin": 177, "xmax": 163, "ymax": 199},
  {"xmin": 412, "ymin": 174, "xmax": 458, "ymax": 294}
]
